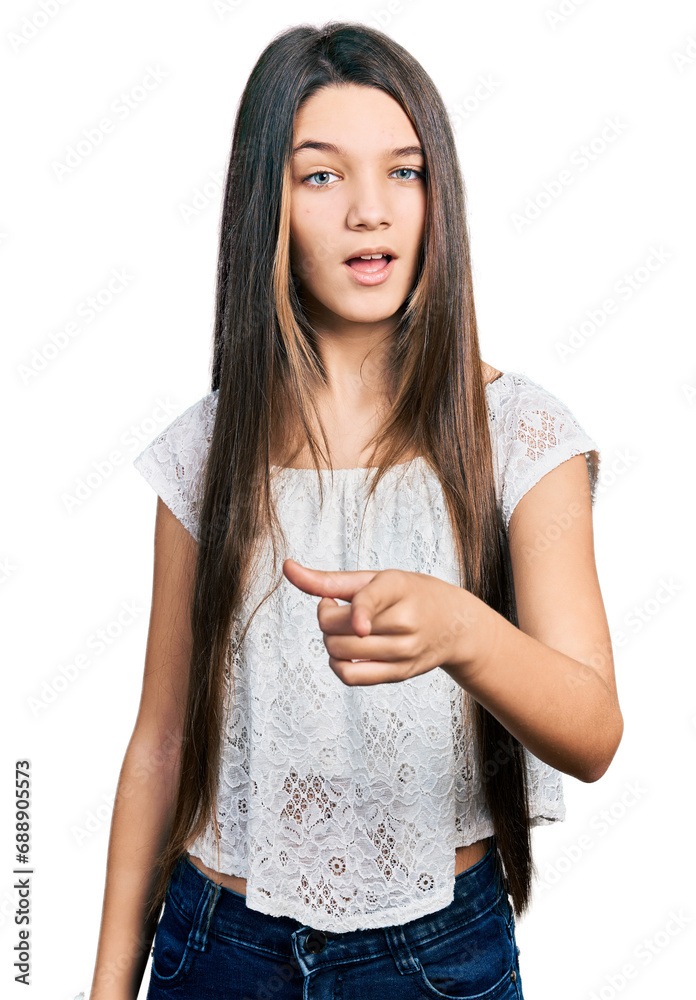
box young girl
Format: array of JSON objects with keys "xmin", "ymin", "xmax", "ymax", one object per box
[{"xmin": 90, "ymin": 21, "xmax": 622, "ymax": 1000}]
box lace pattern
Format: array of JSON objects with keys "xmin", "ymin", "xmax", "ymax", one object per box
[
  {"xmin": 495, "ymin": 375, "xmax": 600, "ymax": 530},
  {"xmin": 132, "ymin": 370, "xmax": 600, "ymax": 932}
]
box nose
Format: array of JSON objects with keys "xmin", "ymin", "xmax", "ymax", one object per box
[{"xmin": 345, "ymin": 173, "xmax": 392, "ymax": 230}]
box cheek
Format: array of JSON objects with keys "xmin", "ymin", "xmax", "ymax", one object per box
[{"xmin": 289, "ymin": 216, "xmax": 317, "ymax": 262}]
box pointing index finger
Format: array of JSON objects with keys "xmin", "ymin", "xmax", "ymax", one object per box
[{"xmin": 283, "ymin": 559, "xmax": 377, "ymax": 601}]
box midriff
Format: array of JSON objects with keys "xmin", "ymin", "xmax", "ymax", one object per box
[{"xmin": 187, "ymin": 836, "xmax": 492, "ymax": 897}]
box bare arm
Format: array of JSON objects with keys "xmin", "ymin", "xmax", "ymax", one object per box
[
  {"xmin": 89, "ymin": 498, "xmax": 197, "ymax": 1000},
  {"xmin": 443, "ymin": 453, "xmax": 623, "ymax": 783}
]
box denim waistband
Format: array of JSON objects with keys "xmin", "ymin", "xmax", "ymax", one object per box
[{"xmin": 164, "ymin": 838, "xmax": 506, "ymax": 975}]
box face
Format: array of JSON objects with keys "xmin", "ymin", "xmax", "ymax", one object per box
[{"xmin": 288, "ymin": 84, "xmax": 427, "ymax": 336}]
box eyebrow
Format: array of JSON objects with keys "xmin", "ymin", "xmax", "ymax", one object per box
[{"xmin": 292, "ymin": 141, "xmax": 424, "ymax": 158}]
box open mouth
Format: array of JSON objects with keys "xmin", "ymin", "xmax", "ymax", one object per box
[{"xmin": 344, "ymin": 253, "xmax": 393, "ymax": 273}]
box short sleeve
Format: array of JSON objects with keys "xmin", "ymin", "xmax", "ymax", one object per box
[
  {"xmin": 496, "ymin": 374, "xmax": 600, "ymax": 533},
  {"xmin": 132, "ymin": 390, "xmax": 219, "ymax": 542}
]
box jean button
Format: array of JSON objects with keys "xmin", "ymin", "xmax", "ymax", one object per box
[
  {"xmin": 510, "ymin": 969, "xmax": 517, "ymax": 981},
  {"xmin": 304, "ymin": 930, "xmax": 327, "ymax": 954}
]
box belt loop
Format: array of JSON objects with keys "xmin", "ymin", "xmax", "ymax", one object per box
[
  {"xmin": 187, "ymin": 879, "xmax": 222, "ymax": 952},
  {"xmin": 383, "ymin": 925, "xmax": 421, "ymax": 975}
]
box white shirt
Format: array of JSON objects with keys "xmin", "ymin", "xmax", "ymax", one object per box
[{"xmin": 133, "ymin": 370, "xmax": 600, "ymax": 932}]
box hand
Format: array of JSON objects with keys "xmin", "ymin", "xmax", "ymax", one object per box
[{"xmin": 282, "ymin": 558, "xmax": 482, "ymax": 686}]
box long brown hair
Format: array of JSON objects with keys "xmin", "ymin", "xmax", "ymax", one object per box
[{"xmin": 145, "ymin": 20, "xmax": 534, "ymax": 926}]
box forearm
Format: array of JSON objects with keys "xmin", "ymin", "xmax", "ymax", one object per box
[
  {"xmin": 441, "ymin": 593, "xmax": 623, "ymax": 783},
  {"xmin": 89, "ymin": 736, "xmax": 180, "ymax": 1000}
]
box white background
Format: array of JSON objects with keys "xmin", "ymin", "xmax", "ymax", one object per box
[{"xmin": 2, "ymin": 1, "xmax": 695, "ymax": 998}]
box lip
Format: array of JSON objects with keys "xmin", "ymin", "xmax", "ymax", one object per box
[
  {"xmin": 343, "ymin": 246, "xmax": 397, "ymax": 260},
  {"xmin": 343, "ymin": 256, "xmax": 395, "ymax": 286}
]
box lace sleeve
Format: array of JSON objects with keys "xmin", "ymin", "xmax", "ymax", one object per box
[
  {"xmin": 132, "ymin": 390, "xmax": 218, "ymax": 542},
  {"xmin": 499, "ymin": 376, "xmax": 600, "ymax": 534}
]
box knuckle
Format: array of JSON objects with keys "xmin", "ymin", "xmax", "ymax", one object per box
[
  {"xmin": 403, "ymin": 634, "xmax": 419, "ymax": 658},
  {"xmin": 330, "ymin": 658, "xmax": 348, "ymax": 683},
  {"xmin": 393, "ymin": 608, "xmax": 412, "ymax": 633}
]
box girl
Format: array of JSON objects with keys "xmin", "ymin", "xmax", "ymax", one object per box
[{"xmin": 90, "ymin": 21, "xmax": 622, "ymax": 1000}]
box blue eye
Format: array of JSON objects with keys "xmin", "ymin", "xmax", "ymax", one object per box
[
  {"xmin": 304, "ymin": 170, "xmax": 338, "ymax": 187},
  {"xmin": 302, "ymin": 167, "xmax": 424, "ymax": 188},
  {"xmin": 391, "ymin": 167, "xmax": 422, "ymax": 180}
]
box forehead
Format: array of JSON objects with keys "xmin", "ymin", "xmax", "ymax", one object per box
[{"xmin": 292, "ymin": 84, "xmax": 421, "ymax": 151}]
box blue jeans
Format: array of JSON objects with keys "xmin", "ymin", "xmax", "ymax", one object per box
[{"xmin": 145, "ymin": 836, "xmax": 524, "ymax": 999}]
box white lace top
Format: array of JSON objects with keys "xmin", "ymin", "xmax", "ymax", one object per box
[{"xmin": 133, "ymin": 370, "xmax": 600, "ymax": 932}]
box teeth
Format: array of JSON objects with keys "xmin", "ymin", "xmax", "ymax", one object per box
[{"xmin": 359, "ymin": 253, "xmax": 386, "ymax": 259}]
